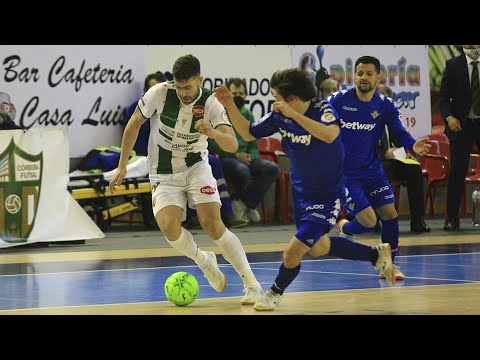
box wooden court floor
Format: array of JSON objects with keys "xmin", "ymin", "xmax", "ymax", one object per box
[{"xmin": 0, "ymin": 218, "xmax": 479, "ymax": 315}]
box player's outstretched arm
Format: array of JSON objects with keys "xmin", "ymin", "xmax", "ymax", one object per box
[
  {"xmin": 108, "ymin": 107, "xmax": 145, "ymax": 193},
  {"xmin": 195, "ymin": 120, "xmax": 238, "ymax": 153},
  {"xmin": 214, "ymin": 85, "xmax": 255, "ymax": 141},
  {"xmin": 412, "ymin": 137, "xmax": 431, "ymax": 157}
]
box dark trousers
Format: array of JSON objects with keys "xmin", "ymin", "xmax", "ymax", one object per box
[
  {"xmin": 221, "ymin": 157, "xmax": 280, "ymax": 209},
  {"xmin": 382, "ymin": 160, "xmax": 425, "ymax": 219},
  {"xmin": 447, "ymin": 120, "xmax": 480, "ymax": 218}
]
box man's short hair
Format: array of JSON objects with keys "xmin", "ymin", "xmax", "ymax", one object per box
[
  {"xmin": 226, "ymin": 78, "xmax": 248, "ymax": 95},
  {"xmin": 172, "ymin": 54, "xmax": 201, "ymax": 81}
]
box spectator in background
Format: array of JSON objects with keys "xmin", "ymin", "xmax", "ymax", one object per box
[
  {"xmin": 122, "ymin": 72, "xmax": 167, "ymax": 156},
  {"xmin": 319, "ymin": 78, "xmax": 339, "ymax": 100},
  {"xmin": 0, "ymin": 110, "xmax": 21, "ymax": 130},
  {"xmin": 315, "ymin": 67, "xmax": 339, "ymax": 100},
  {"xmin": 439, "ymin": 45, "xmax": 480, "ymax": 230},
  {"xmin": 209, "ymin": 78, "xmax": 280, "ymax": 224},
  {"xmin": 0, "ymin": 92, "xmax": 21, "ymax": 130},
  {"xmin": 377, "ymin": 84, "xmax": 431, "ymax": 233}
]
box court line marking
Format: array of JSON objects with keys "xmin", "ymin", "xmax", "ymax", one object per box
[
  {"xmin": 1, "ymin": 252, "xmax": 478, "ymax": 284},
  {"xmin": 0, "ymin": 282, "xmax": 476, "ymax": 314}
]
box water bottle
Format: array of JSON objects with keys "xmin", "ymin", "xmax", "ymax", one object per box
[{"xmin": 472, "ymin": 187, "xmax": 480, "ymax": 226}]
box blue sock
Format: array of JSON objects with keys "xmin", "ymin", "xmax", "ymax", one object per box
[
  {"xmin": 329, "ymin": 236, "xmax": 377, "ymax": 265},
  {"xmin": 380, "ymin": 218, "xmax": 399, "ymax": 261},
  {"xmin": 271, "ymin": 263, "xmax": 301, "ymax": 295},
  {"xmin": 344, "ymin": 219, "xmax": 374, "ymax": 235}
]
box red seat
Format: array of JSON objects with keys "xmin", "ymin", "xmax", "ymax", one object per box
[
  {"xmin": 258, "ymin": 137, "xmax": 292, "ymax": 224},
  {"xmin": 428, "ymin": 132, "xmax": 449, "ymax": 143},
  {"xmin": 422, "ymin": 153, "xmax": 450, "ymax": 218},
  {"xmin": 430, "ymin": 124, "xmax": 445, "ymax": 135},
  {"xmin": 431, "ymin": 112, "xmax": 444, "ymax": 127},
  {"xmin": 420, "ymin": 139, "xmax": 450, "ymax": 218},
  {"xmin": 461, "ymin": 154, "xmax": 480, "ymax": 216}
]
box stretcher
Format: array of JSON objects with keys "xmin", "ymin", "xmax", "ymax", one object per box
[{"xmin": 67, "ymin": 157, "xmax": 154, "ymax": 231}]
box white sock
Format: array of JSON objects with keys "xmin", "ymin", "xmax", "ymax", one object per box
[
  {"xmin": 215, "ymin": 228, "xmax": 260, "ymax": 287},
  {"xmin": 165, "ymin": 227, "xmax": 206, "ymax": 265}
]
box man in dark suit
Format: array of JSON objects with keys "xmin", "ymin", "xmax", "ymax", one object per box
[
  {"xmin": 377, "ymin": 84, "xmax": 430, "ymax": 233},
  {"xmin": 439, "ymin": 45, "xmax": 480, "ymax": 230}
]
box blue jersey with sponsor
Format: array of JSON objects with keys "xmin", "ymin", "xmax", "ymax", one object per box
[
  {"xmin": 328, "ymin": 88, "xmax": 415, "ymax": 177},
  {"xmin": 250, "ymin": 99, "xmax": 344, "ymax": 195}
]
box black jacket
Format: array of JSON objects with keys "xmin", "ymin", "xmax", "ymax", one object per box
[
  {"xmin": 439, "ymin": 54, "xmax": 474, "ymax": 140},
  {"xmin": 0, "ymin": 112, "xmax": 22, "ymax": 130}
]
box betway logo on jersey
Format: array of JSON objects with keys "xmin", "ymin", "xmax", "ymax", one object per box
[
  {"xmin": 279, "ymin": 129, "xmax": 311, "ymax": 145},
  {"xmin": 340, "ymin": 120, "xmax": 376, "ymax": 131}
]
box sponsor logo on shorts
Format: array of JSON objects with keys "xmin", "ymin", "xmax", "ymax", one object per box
[
  {"xmin": 369, "ymin": 185, "xmax": 390, "ymax": 196},
  {"xmin": 200, "ymin": 186, "xmax": 216, "ymax": 195},
  {"xmin": 305, "ymin": 204, "xmax": 325, "ymax": 211}
]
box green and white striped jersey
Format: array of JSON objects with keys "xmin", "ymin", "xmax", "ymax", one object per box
[{"xmin": 139, "ymin": 81, "xmax": 231, "ymax": 174}]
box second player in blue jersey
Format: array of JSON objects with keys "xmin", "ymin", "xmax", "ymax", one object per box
[
  {"xmin": 329, "ymin": 55, "xmax": 430, "ymax": 282},
  {"xmin": 214, "ymin": 68, "xmax": 397, "ymax": 311}
]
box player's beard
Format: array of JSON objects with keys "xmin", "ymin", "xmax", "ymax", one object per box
[
  {"xmin": 358, "ymin": 81, "xmax": 375, "ymax": 93},
  {"xmin": 179, "ymin": 87, "xmax": 200, "ymax": 105},
  {"xmin": 181, "ymin": 96, "xmax": 193, "ymax": 104}
]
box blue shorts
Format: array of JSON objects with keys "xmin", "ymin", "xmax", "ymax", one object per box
[
  {"xmin": 344, "ymin": 165, "xmax": 395, "ymax": 216},
  {"xmin": 293, "ymin": 186, "xmax": 346, "ymax": 247}
]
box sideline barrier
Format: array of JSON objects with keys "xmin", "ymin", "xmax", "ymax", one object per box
[{"xmin": 0, "ymin": 128, "xmax": 104, "ymax": 248}]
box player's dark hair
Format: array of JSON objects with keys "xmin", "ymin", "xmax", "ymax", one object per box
[
  {"xmin": 143, "ymin": 71, "xmax": 167, "ymax": 92},
  {"xmin": 226, "ymin": 78, "xmax": 248, "ymax": 95},
  {"xmin": 315, "ymin": 67, "xmax": 330, "ymax": 90},
  {"xmin": 270, "ymin": 68, "xmax": 316, "ymax": 101},
  {"xmin": 355, "ymin": 56, "xmax": 381, "ymax": 73},
  {"xmin": 173, "ymin": 54, "xmax": 200, "ymax": 81}
]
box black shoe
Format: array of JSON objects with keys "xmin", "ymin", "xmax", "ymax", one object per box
[
  {"xmin": 443, "ymin": 217, "xmax": 460, "ymax": 231},
  {"xmin": 410, "ymin": 217, "xmax": 431, "ymax": 232}
]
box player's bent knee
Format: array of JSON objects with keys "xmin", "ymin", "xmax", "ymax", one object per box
[
  {"xmin": 282, "ymin": 251, "xmax": 302, "ymax": 268},
  {"xmin": 309, "ymin": 235, "xmax": 330, "ymax": 257}
]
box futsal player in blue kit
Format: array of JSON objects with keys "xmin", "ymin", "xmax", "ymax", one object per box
[
  {"xmin": 214, "ymin": 68, "xmax": 396, "ymax": 311},
  {"xmin": 328, "ymin": 56, "xmax": 430, "ymax": 281}
]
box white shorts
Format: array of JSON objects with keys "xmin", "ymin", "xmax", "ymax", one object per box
[{"xmin": 150, "ymin": 160, "xmax": 221, "ymax": 221}]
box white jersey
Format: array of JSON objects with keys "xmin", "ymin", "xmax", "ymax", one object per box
[{"xmin": 138, "ymin": 81, "xmax": 231, "ymax": 174}]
